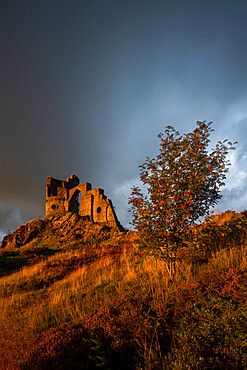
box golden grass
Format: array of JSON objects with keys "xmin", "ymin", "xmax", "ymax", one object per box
[
  {"xmin": 2, "ymin": 240, "xmax": 244, "ymax": 338},
  {"xmin": 210, "ymin": 243, "xmax": 247, "ymax": 270},
  {"xmin": 206, "ymin": 210, "xmax": 237, "ymax": 226},
  {"xmin": 0, "ymin": 215, "xmax": 246, "ymax": 368},
  {"xmin": 0, "ymin": 242, "xmax": 177, "ymax": 342}
]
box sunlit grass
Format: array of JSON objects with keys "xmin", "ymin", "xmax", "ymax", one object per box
[{"xmin": 0, "ymin": 211, "xmax": 246, "ymax": 369}]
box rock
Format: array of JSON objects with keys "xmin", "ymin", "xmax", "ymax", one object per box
[{"xmin": 0, "ymin": 214, "xmax": 123, "ymax": 251}]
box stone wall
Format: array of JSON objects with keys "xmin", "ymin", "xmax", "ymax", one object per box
[{"xmin": 45, "ymin": 174, "xmax": 123, "ymax": 230}]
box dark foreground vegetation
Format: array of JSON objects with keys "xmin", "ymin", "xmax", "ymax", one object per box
[{"xmin": 0, "ymin": 211, "xmax": 246, "ymax": 369}]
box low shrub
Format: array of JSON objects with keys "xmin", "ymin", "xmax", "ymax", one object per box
[
  {"xmin": 21, "ymin": 324, "xmax": 109, "ymax": 369},
  {"xmin": 164, "ymin": 267, "xmax": 247, "ymax": 369},
  {"xmin": 21, "ymin": 324, "xmax": 136, "ymax": 369}
]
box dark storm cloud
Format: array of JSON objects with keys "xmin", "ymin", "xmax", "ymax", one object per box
[{"xmin": 0, "ymin": 0, "xmax": 247, "ymax": 232}]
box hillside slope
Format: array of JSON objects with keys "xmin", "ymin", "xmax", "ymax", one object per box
[
  {"xmin": 0, "ymin": 212, "xmax": 127, "ymax": 277},
  {"xmin": 1, "ymin": 212, "xmax": 124, "ymax": 251},
  {"xmin": 0, "ymin": 211, "xmax": 246, "ymax": 369}
]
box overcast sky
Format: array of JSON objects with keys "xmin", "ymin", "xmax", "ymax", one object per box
[{"xmin": 0, "ymin": 0, "xmax": 247, "ymax": 235}]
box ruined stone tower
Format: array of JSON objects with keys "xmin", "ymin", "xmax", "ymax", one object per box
[{"xmin": 45, "ymin": 174, "xmax": 123, "ymax": 230}]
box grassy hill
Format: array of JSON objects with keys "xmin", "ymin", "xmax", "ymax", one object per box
[{"xmin": 0, "ymin": 211, "xmax": 246, "ymax": 369}]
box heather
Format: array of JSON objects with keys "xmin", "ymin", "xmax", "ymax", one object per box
[{"xmin": 0, "ymin": 211, "xmax": 246, "ymax": 369}]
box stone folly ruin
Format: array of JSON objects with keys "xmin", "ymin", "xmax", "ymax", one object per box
[{"xmin": 45, "ymin": 174, "xmax": 123, "ymax": 230}]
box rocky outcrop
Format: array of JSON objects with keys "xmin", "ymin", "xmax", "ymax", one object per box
[
  {"xmin": 1, "ymin": 218, "xmax": 49, "ymax": 250},
  {"xmin": 0, "ymin": 213, "xmax": 124, "ymax": 251}
]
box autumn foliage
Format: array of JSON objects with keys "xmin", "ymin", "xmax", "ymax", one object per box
[
  {"xmin": 0, "ymin": 211, "xmax": 246, "ymax": 369},
  {"xmin": 129, "ymin": 121, "xmax": 237, "ymax": 261}
]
